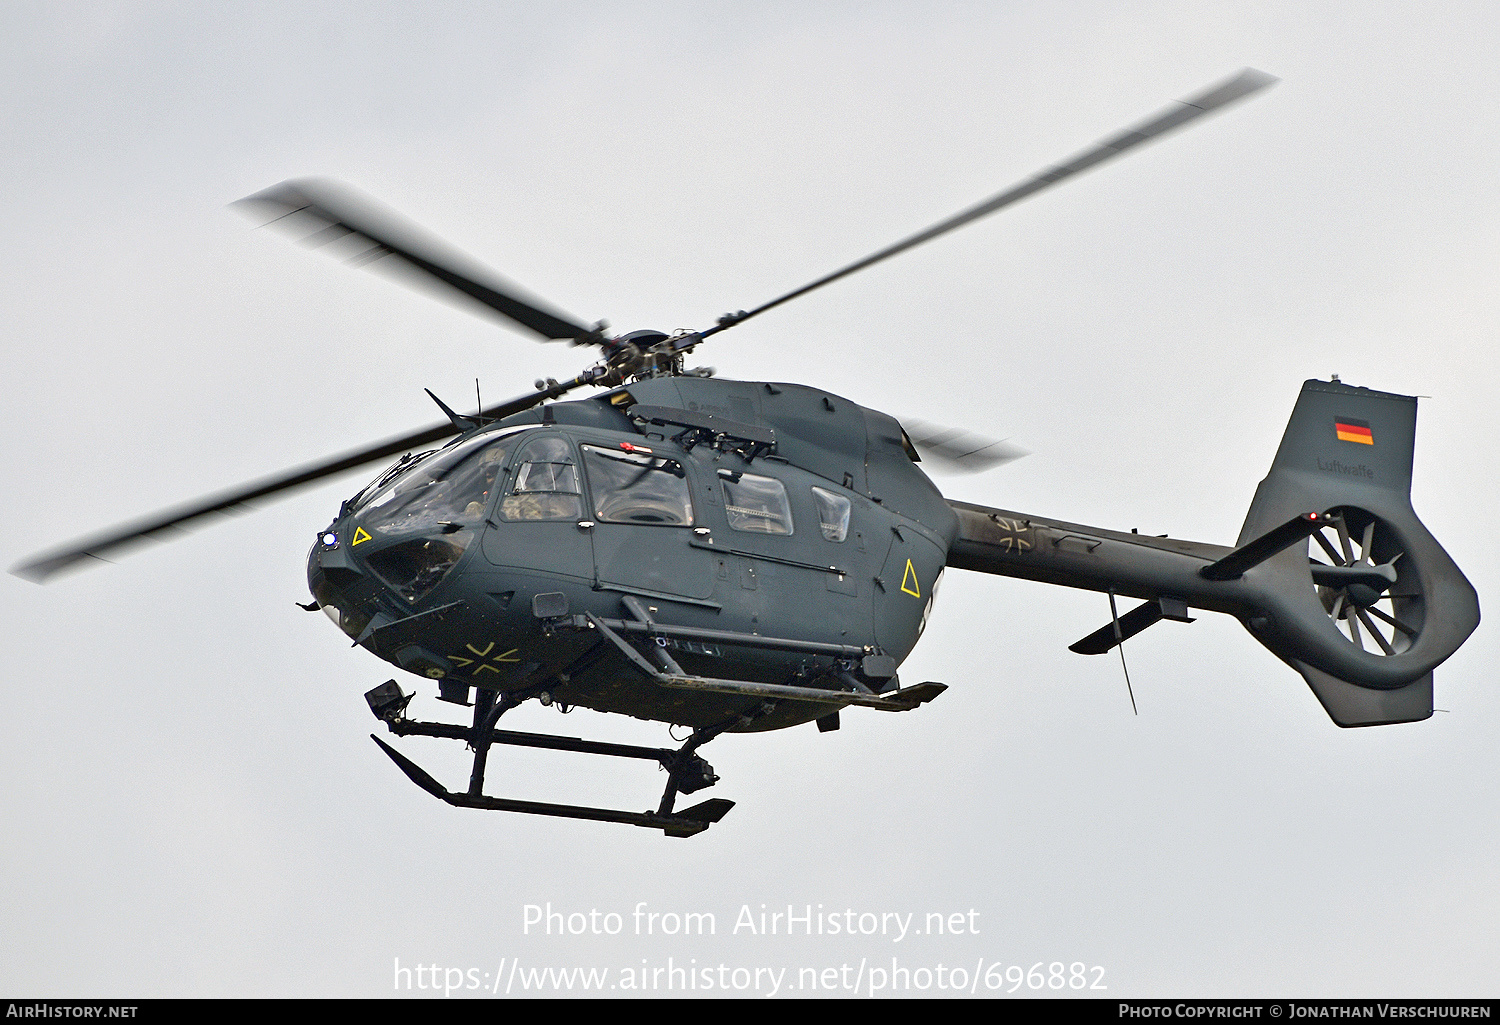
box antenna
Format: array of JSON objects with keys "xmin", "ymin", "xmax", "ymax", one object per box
[{"xmin": 1108, "ymin": 590, "xmax": 1139, "ymax": 715}]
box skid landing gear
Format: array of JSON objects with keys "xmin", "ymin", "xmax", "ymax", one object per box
[{"xmin": 364, "ymin": 681, "xmax": 735, "ymax": 838}]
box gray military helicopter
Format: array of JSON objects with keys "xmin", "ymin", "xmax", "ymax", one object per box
[{"xmin": 14, "ymin": 69, "xmax": 1479, "ymax": 838}]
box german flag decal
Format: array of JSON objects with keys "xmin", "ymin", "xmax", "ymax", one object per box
[{"xmin": 1335, "ymin": 416, "xmax": 1374, "ymax": 445}]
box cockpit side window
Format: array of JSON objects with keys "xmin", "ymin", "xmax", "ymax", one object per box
[
  {"xmin": 499, "ymin": 435, "xmax": 583, "ymax": 521},
  {"xmin": 581, "ymin": 445, "xmax": 694, "ymax": 526}
]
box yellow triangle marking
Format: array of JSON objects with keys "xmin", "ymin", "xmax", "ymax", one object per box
[
  {"xmin": 351, "ymin": 527, "xmax": 372, "ymax": 546},
  {"xmin": 900, "ymin": 558, "xmax": 921, "ymax": 598}
]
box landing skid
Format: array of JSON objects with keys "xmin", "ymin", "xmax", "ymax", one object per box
[
  {"xmin": 362, "ymin": 593, "xmax": 950, "ymax": 837},
  {"xmin": 371, "ymin": 735, "xmax": 733, "ymax": 837},
  {"xmin": 365, "ymin": 681, "xmax": 735, "ymax": 838}
]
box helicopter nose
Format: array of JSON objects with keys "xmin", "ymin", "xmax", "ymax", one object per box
[{"xmin": 307, "ymin": 533, "xmax": 377, "ymax": 641}]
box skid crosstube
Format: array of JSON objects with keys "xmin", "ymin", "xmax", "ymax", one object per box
[{"xmin": 371, "ymin": 734, "xmax": 734, "ymax": 838}]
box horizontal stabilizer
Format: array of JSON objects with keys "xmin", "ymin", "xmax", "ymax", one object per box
[
  {"xmin": 1200, "ymin": 511, "xmax": 1332, "ymax": 581},
  {"xmin": 1070, "ymin": 597, "xmax": 1194, "ymax": 655}
]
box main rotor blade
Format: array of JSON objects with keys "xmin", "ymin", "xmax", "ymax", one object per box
[
  {"xmin": 703, "ymin": 67, "xmax": 1276, "ymax": 338},
  {"xmin": 903, "ymin": 418, "xmax": 1029, "ymax": 474},
  {"xmin": 12, "ymin": 376, "xmax": 593, "ymax": 584},
  {"xmin": 235, "ymin": 178, "xmax": 602, "ymax": 344}
]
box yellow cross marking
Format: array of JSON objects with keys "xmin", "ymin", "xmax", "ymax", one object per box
[{"xmin": 450, "ymin": 643, "xmax": 524, "ymax": 675}]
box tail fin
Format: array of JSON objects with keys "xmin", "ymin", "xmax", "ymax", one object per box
[{"xmin": 1236, "ymin": 380, "xmax": 1479, "ymax": 726}]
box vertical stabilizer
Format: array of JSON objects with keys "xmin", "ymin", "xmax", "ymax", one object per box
[{"xmin": 1235, "ymin": 380, "xmax": 1478, "ymax": 725}]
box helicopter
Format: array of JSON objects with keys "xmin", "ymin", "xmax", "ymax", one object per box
[{"xmin": 13, "ymin": 68, "xmax": 1480, "ymax": 838}]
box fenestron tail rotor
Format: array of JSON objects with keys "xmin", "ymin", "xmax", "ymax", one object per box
[{"xmin": 1311, "ymin": 508, "xmax": 1423, "ymax": 657}]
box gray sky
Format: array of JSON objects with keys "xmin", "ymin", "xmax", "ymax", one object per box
[{"xmin": 3, "ymin": 1, "xmax": 1497, "ymax": 998}]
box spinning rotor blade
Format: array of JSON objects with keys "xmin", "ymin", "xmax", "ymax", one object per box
[
  {"xmin": 235, "ymin": 178, "xmax": 602, "ymax": 344},
  {"xmin": 702, "ymin": 67, "xmax": 1276, "ymax": 338},
  {"xmin": 12, "ymin": 376, "xmax": 594, "ymax": 584},
  {"xmin": 903, "ymin": 419, "xmax": 1029, "ymax": 474}
]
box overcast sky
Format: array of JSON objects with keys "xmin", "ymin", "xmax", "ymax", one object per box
[{"xmin": 3, "ymin": 1, "xmax": 1498, "ymax": 998}]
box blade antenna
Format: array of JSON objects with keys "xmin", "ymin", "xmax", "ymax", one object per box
[
  {"xmin": 1108, "ymin": 590, "xmax": 1139, "ymax": 716},
  {"xmin": 699, "ymin": 67, "xmax": 1276, "ymax": 340}
]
